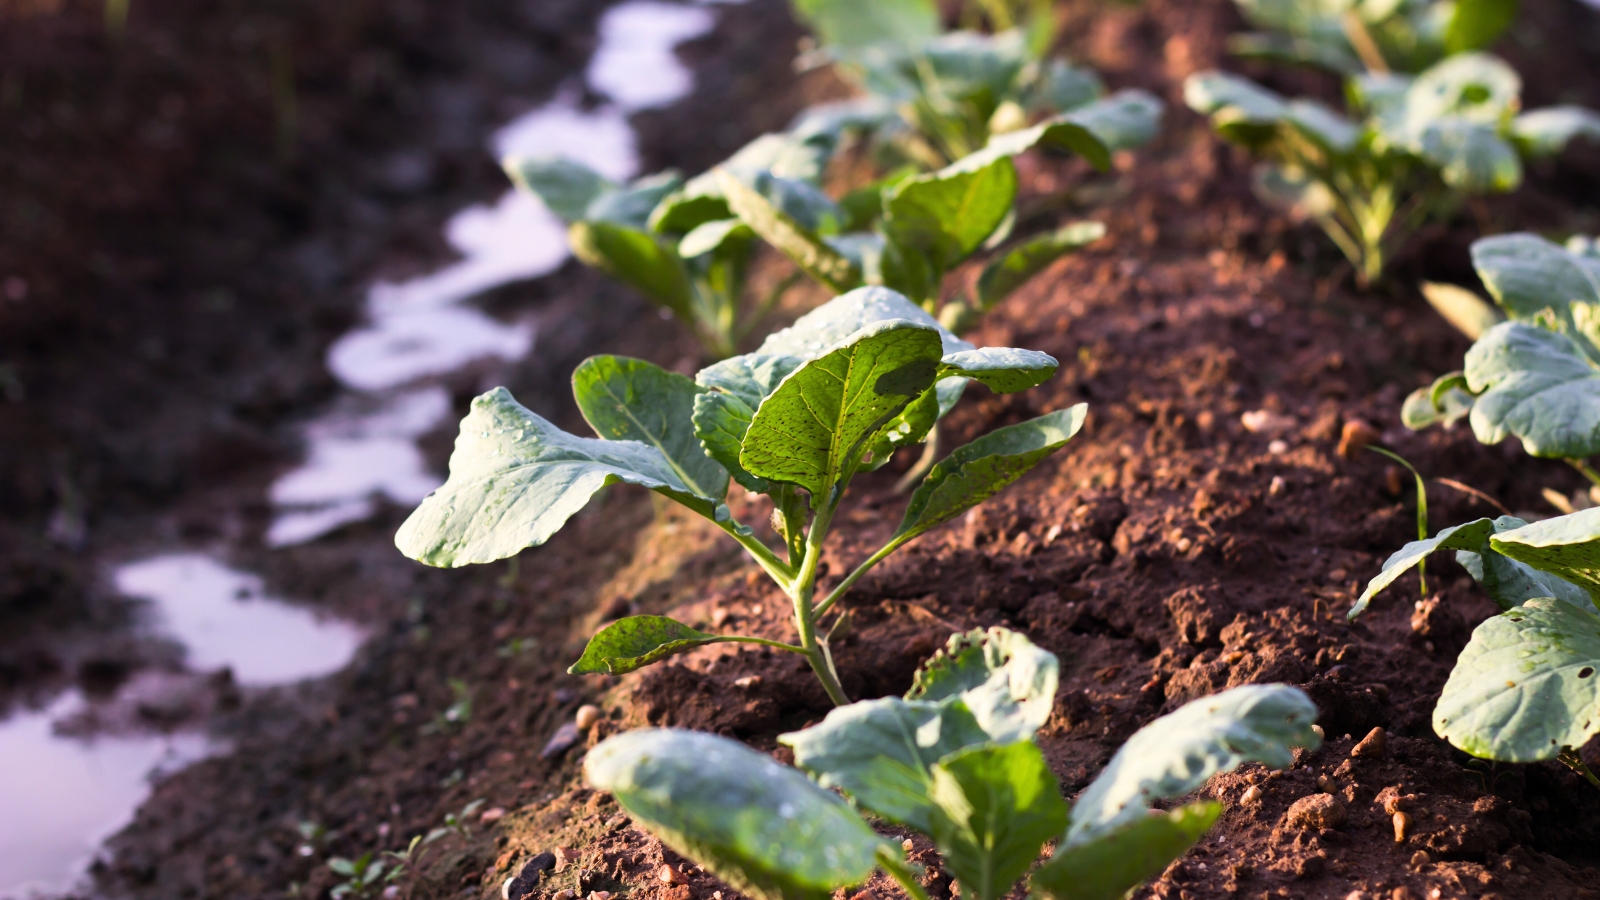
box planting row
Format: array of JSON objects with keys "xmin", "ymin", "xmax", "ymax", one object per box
[{"xmin": 382, "ymin": 1, "xmax": 1600, "ymax": 899}]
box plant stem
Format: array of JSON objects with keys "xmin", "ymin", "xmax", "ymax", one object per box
[
  {"xmin": 791, "ymin": 500, "xmax": 851, "ymax": 707},
  {"xmin": 1366, "ymin": 445, "xmax": 1429, "ymax": 595},
  {"xmin": 713, "ymin": 635, "xmax": 808, "ymax": 654},
  {"xmin": 1567, "ymin": 458, "xmax": 1600, "ymax": 488},
  {"xmin": 1558, "ymin": 749, "xmax": 1600, "ymax": 789}
]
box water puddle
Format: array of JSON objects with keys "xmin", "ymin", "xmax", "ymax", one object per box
[
  {"xmin": 272, "ymin": 0, "xmax": 729, "ymax": 546},
  {"xmin": 0, "ymin": 555, "xmax": 363, "ymax": 897}
]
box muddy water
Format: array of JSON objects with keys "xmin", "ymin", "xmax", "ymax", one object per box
[{"xmin": 0, "ymin": 2, "xmax": 736, "ymax": 896}]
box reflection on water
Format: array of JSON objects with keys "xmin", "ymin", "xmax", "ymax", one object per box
[
  {"xmin": 270, "ymin": 0, "xmax": 730, "ymax": 546},
  {"xmin": 0, "ymin": 694, "xmax": 211, "ymax": 899},
  {"xmin": 0, "ymin": 554, "xmax": 362, "ymax": 896}
]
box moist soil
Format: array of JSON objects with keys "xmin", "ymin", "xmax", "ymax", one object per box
[{"xmin": 4, "ymin": 1, "xmax": 1600, "ymax": 899}]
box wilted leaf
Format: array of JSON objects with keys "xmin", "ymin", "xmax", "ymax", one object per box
[
  {"xmin": 1421, "ymin": 281, "xmax": 1504, "ymax": 340},
  {"xmin": 585, "ymin": 729, "xmax": 886, "ymax": 900},
  {"xmin": 395, "ymin": 389, "xmax": 725, "ymax": 567},
  {"xmin": 906, "ymin": 626, "xmax": 1063, "ymax": 745},
  {"xmin": 1434, "ymin": 597, "xmax": 1600, "ymax": 762},
  {"xmin": 1064, "ymin": 685, "xmax": 1319, "ymax": 847}
]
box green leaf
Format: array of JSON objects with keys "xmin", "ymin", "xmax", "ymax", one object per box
[
  {"xmin": 1444, "ymin": 0, "xmax": 1518, "ymax": 55},
  {"xmin": 1065, "ymin": 685, "xmax": 1319, "ymax": 847},
  {"xmin": 1471, "ymin": 232, "xmax": 1600, "ymax": 361},
  {"xmin": 574, "ymin": 356, "xmax": 730, "ymax": 502},
  {"xmin": 1401, "ymin": 381, "xmax": 1473, "ymax": 430},
  {"xmin": 1463, "ymin": 322, "xmax": 1600, "ymax": 458},
  {"xmin": 883, "ymin": 157, "xmax": 1019, "ymax": 275},
  {"xmin": 1413, "ymin": 119, "xmax": 1522, "ymax": 192},
  {"xmin": 1352, "ymin": 518, "xmax": 1500, "ymax": 618},
  {"xmin": 1401, "ymin": 52, "xmax": 1522, "ymax": 126},
  {"xmin": 780, "ymin": 696, "xmax": 992, "ymax": 832},
  {"xmin": 956, "ymin": 113, "xmax": 1108, "ymax": 174},
  {"xmin": 586, "ymin": 171, "xmax": 685, "ymax": 229},
  {"xmin": 585, "ymin": 729, "xmax": 886, "ymax": 900},
  {"xmin": 503, "ymin": 157, "xmax": 615, "ymax": 223},
  {"xmin": 893, "ymin": 407, "xmax": 1087, "ymax": 547},
  {"xmin": 927, "ymin": 741, "xmax": 1069, "ymax": 900},
  {"xmin": 1028, "ymin": 59, "xmax": 1104, "ymax": 115},
  {"xmin": 1030, "ymin": 803, "xmax": 1221, "ymax": 900},
  {"xmin": 937, "ymin": 347, "xmax": 1059, "ymax": 393},
  {"xmin": 692, "ymin": 392, "xmax": 768, "ymax": 494},
  {"xmin": 569, "ymin": 221, "xmax": 696, "ymax": 322},
  {"xmin": 1184, "ymin": 71, "xmax": 1357, "ymax": 153},
  {"xmin": 395, "ymin": 388, "xmax": 725, "ymax": 567},
  {"xmin": 679, "ymin": 218, "xmax": 753, "ymax": 259},
  {"xmin": 790, "ymin": 0, "xmax": 939, "ymax": 49},
  {"xmin": 740, "ymin": 321, "xmax": 943, "ymax": 501},
  {"xmin": 716, "ymin": 168, "xmax": 861, "ymax": 293},
  {"xmin": 1489, "ymin": 508, "xmax": 1600, "ymax": 609},
  {"xmin": 1060, "ymin": 89, "xmax": 1165, "ymax": 154},
  {"xmin": 1227, "ymin": 31, "xmax": 1361, "ymax": 74},
  {"xmin": 569, "ymin": 615, "xmax": 728, "ymax": 675},
  {"xmin": 1512, "ymin": 107, "xmax": 1600, "ymax": 158},
  {"xmin": 976, "ymin": 221, "xmax": 1105, "ymax": 310},
  {"xmin": 756, "ymin": 286, "xmax": 975, "ymax": 358},
  {"xmin": 905, "ymin": 626, "xmax": 1063, "ymax": 745},
  {"xmin": 1433, "ymin": 597, "xmax": 1600, "ymax": 762}
]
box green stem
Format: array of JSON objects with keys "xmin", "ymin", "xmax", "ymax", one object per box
[
  {"xmin": 1366, "ymin": 445, "xmax": 1429, "ymax": 596},
  {"xmin": 1558, "ymin": 749, "xmax": 1600, "ymax": 790},
  {"xmin": 1567, "ymin": 458, "xmax": 1600, "ymax": 488},
  {"xmin": 812, "ymin": 535, "xmax": 909, "ymax": 620},
  {"xmin": 791, "ymin": 501, "xmax": 851, "ymax": 707},
  {"xmin": 712, "ymin": 634, "xmax": 808, "ymax": 655},
  {"xmin": 877, "ymin": 848, "xmax": 932, "ymax": 900},
  {"xmin": 719, "ymin": 520, "xmax": 796, "ymax": 588}
]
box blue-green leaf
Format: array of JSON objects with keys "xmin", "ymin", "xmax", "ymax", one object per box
[
  {"xmin": 1031, "ymin": 802, "xmax": 1221, "ymax": 900},
  {"xmin": 574, "ymin": 356, "xmax": 729, "ymax": 501},
  {"xmin": 927, "ymin": 741, "xmax": 1069, "ymax": 900}
]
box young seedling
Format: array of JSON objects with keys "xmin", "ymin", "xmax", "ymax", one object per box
[
  {"xmin": 716, "ymin": 100, "xmax": 1159, "ymax": 331},
  {"xmin": 1186, "ymin": 58, "xmax": 1600, "ymax": 286},
  {"xmin": 504, "ymin": 128, "xmax": 839, "ymax": 359},
  {"xmin": 1228, "ymin": 0, "xmax": 1518, "ymax": 75},
  {"xmin": 789, "ymin": 0, "xmax": 1160, "ymax": 167},
  {"xmin": 395, "ymin": 287, "xmax": 1084, "ymax": 706},
  {"xmin": 585, "ymin": 627, "xmax": 1322, "ymax": 900}
]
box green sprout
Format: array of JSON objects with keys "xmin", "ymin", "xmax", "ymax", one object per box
[{"xmin": 395, "ymin": 287, "xmax": 1084, "ymax": 706}]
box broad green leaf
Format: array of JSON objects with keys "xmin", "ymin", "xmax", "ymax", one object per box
[
  {"xmin": 790, "ymin": 0, "xmax": 939, "ymax": 50},
  {"xmin": 914, "ymin": 30, "xmax": 1030, "ymax": 110},
  {"xmin": 952, "ymin": 107, "xmax": 1114, "ymax": 174},
  {"xmin": 1227, "ymin": 31, "xmax": 1361, "ymax": 74},
  {"xmin": 1029, "ymin": 59, "xmax": 1103, "ymax": 115},
  {"xmin": 504, "ymin": 157, "xmax": 614, "ymax": 223},
  {"xmin": 679, "ymin": 218, "xmax": 753, "ymax": 258},
  {"xmin": 691, "ymin": 354, "xmax": 805, "ymax": 494},
  {"xmin": 884, "ymin": 157, "xmax": 1019, "ymax": 274},
  {"xmin": 976, "ymin": 221, "xmax": 1105, "ymax": 310},
  {"xmin": 1031, "ymin": 803, "xmax": 1221, "ymax": 900},
  {"xmin": 586, "ymin": 171, "xmax": 684, "ymax": 229},
  {"xmin": 780, "ymin": 696, "xmax": 991, "ymax": 832},
  {"xmin": 395, "ymin": 388, "xmax": 725, "ymax": 567},
  {"xmin": 569, "ymin": 615, "xmax": 728, "ymax": 675},
  {"xmin": 1061, "ymin": 89, "xmax": 1164, "ymax": 154},
  {"xmin": 1490, "ymin": 508, "xmax": 1600, "ymax": 608},
  {"xmin": 1401, "ymin": 371, "xmax": 1474, "ymax": 429},
  {"xmin": 1186, "ymin": 71, "xmax": 1357, "ymax": 153},
  {"xmin": 1444, "ymin": 0, "xmax": 1518, "ymax": 55},
  {"xmin": 894, "ymin": 407, "xmax": 1087, "ymax": 547},
  {"xmin": 650, "ymin": 192, "xmax": 734, "ymax": 236},
  {"xmin": 569, "ymin": 221, "xmax": 696, "ymax": 322},
  {"xmin": 938, "ymin": 347, "xmax": 1059, "ymax": 393},
  {"xmin": 927, "ymin": 741, "xmax": 1069, "ymax": 900},
  {"xmin": 1402, "ymin": 52, "xmax": 1521, "ymax": 126},
  {"xmin": 789, "ymin": 97, "xmax": 900, "ymax": 144},
  {"xmin": 1471, "ymin": 232, "xmax": 1600, "ymax": 361},
  {"xmin": 905, "ymin": 625, "xmax": 1062, "ymax": 744},
  {"xmin": 756, "ymin": 286, "xmax": 975, "ymax": 359},
  {"xmin": 1413, "ymin": 119, "xmax": 1522, "ymax": 192},
  {"xmin": 716, "ymin": 168, "xmax": 860, "ymax": 293},
  {"xmin": 740, "ymin": 321, "xmax": 943, "ymax": 501},
  {"xmin": 585, "ymin": 729, "xmax": 886, "ymax": 900},
  {"xmin": 1064, "ymin": 685, "xmax": 1320, "ymax": 847},
  {"xmin": 573, "ymin": 356, "xmax": 729, "ymax": 502},
  {"xmin": 1463, "ymin": 322, "xmax": 1600, "ymax": 458},
  {"xmin": 1253, "ymin": 165, "xmax": 1340, "ymax": 222},
  {"xmin": 1351, "ymin": 518, "xmax": 1499, "ymax": 617},
  {"xmin": 1421, "ymin": 280, "xmax": 1503, "ymax": 339},
  {"xmin": 1433, "ymin": 597, "xmax": 1600, "ymax": 762},
  {"xmin": 1512, "ymin": 107, "xmax": 1600, "ymax": 158}
]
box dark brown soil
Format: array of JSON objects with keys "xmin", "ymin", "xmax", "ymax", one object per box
[{"xmin": 5, "ymin": 1, "xmax": 1600, "ymax": 900}]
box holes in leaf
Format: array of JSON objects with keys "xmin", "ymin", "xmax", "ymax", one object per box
[
  {"xmin": 1461, "ymin": 84, "xmax": 1491, "ymax": 104},
  {"xmin": 1579, "ymin": 667, "xmax": 1595, "ymax": 679}
]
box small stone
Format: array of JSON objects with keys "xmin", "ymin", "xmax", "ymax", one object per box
[
  {"xmin": 604, "ymin": 814, "xmax": 629, "ymax": 830},
  {"xmin": 1311, "ymin": 724, "xmax": 1325, "ymax": 739},
  {"xmin": 1316, "ymin": 774, "xmax": 1334, "ymax": 793},
  {"xmin": 383, "ymin": 887, "xmax": 400, "ymax": 900},
  {"xmin": 1410, "ymin": 850, "xmax": 1432, "ymax": 869},
  {"xmin": 480, "ymin": 807, "xmax": 506, "ymax": 824},
  {"xmin": 659, "ymin": 864, "xmax": 689, "ymax": 885},
  {"xmin": 589, "ymin": 892, "xmax": 613, "ymax": 900},
  {"xmin": 1392, "ymin": 809, "xmax": 1414, "ymax": 843},
  {"xmin": 1242, "ymin": 409, "xmax": 1297, "ymax": 435},
  {"xmin": 902, "ymin": 838, "xmax": 914, "ymax": 851},
  {"xmin": 1269, "ymin": 475, "xmax": 1285, "ymax": 496},
  {"xmin": 1269, "ymin": 439, "xmax": 1290, "ymax": 455},
  {"xmin": 541, "ymin": 723, "xmax": 582, "ymax": 759},
  {"xmin": 504, "ymin": 852, "xmax": 556, "ymax": 900},
  {"xmin": 733, "ymin": 676, "xmax": 761, "ymax": 688},
  {"xmin": 575, "ymin": 705, "xmax": 601, "ymax": 731},
  {"xmin": 1337, "ymin": 418, "xmax": 1380, "ymax": 459},
  {"xmin": 1285, "ymin": 793, "xmax": 1347, "ymax": 830},
  {"xmin": 1352, "ymin": 727, "xmax": 1387, "ymax": 759},
  {"xmin": 553, "ymin": 847, "xmax": 580, "ymax": 873},
  {"xmin": 552, "ymin": 892, "xmax": 575, "ymax": 900},
  {"xmin": 1241, "ymin": 785, "xmax": 1263, "ymax": 805}
]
